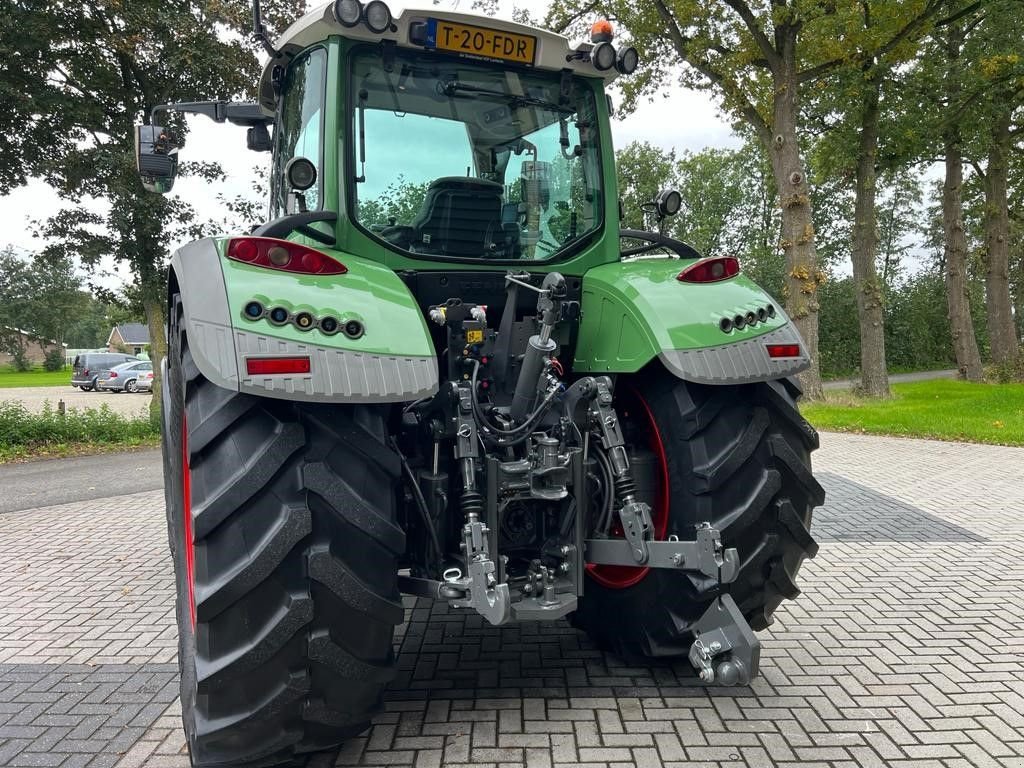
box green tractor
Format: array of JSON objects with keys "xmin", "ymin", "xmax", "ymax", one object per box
[{"xmin": 139, "ymin": 2, "xmax": 824, "ymax": 765}]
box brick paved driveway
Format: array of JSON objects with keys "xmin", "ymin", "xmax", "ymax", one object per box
[{"xmin": 1, "ymin": 432, "xmax": 1022, "ymax": 767}]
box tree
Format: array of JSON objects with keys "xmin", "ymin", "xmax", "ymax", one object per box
[
  {"xmin": 966, "ymin": 6, "xmax": 1024, "ymax": 367},
  {"xmin": 616, "ymin": 141, "xmax": 677, "ymax": 231},
  {"xmin": 674, "ymin": 147, "xmax": 747, "ymax": 256},
  {"xmin": 27, "ymin": 252, "xmax": 88, "ymax": 351},
  {"xmin": 936, "ymin": 17, "xmax": 986, "ymax": 380},
  {"xmin": 876, "ymin": 171, "xmax": 926, "ymax": 289},
  {"xmin": 1, "ymin": 0, "xmax": 302, "ymax": 415},
  {"xmin": 0, "ymin": 248, "xmax": 37, "ymax": 367},
  {"xmin": 802, "ymin": 1, "xmax": 969, "ymax": 396}
]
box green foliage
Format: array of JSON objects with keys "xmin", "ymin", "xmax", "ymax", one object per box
[
  {"xmin": 985, "ymin": 350, "xmax": 1024, "ymax": 384},
  {"xmin": 801, "ymin": 379, "xmax": 1024, "ymax": 446},
  {"xmin": 884, "ymin": 272, "xmax": 955, "ymax": 373},
  {"xmin": 0, "ymin": 401, "xmax": 158, "ymax": 462},
  {"xmin": 816, "ymin": 277, "xmax": 861, "ymax": 377},
  {"xmin": 358, "ymin": 177, "xmax": 431, "ymax": 230},
  {"xmin": 42, "ymin": 348, "xmax": 66, "ymax": 372},
  {"xmin": 616, "ymin": 141, "xmax": 676, "ymax": 231}
]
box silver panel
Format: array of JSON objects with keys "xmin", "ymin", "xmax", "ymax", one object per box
[
  {"xmin": 235, "ymin": 329, "xmax": 438, "ymax": 403},
  {"xmin": 659, "ymin": 323, "xmax": 811, "ymax": 386},
  {"xmin": 171, "ymin": 239, "xmax": 239, "ymax": 391}
]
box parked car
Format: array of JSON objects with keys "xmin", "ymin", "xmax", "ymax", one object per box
[
  {"xmin": 71, "ymin": 352, "xmax": 139, "ymax": 391},
  {"xmin": 135, "ymin": 368, "xmax": 155, "ymax": 392},
  {"xmin": 97, "ymin": 360, "xmax": 153, "ymax": 393}
]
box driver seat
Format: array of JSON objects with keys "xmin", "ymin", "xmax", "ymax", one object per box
[{"xmin": 411, "ymin": 177, "xmax": 503, "ymax": 257}]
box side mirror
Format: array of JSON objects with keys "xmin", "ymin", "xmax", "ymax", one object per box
[
  {"xmin": 134, "ymin": 124, "xmax": 179, "ymax": 193},
  {"xmin": 654, "ymin": 188, "xmax": 681, "ymax": 219}
]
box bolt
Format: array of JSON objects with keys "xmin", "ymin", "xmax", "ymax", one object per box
[
  {"xmin": 560, "ymin": 545, "xmax": 571, "ymax": 556},
  {"xmin": 699, "ymin": 668, "xmax": 715, "ymax": 683},
  {"xmin": 670, "ymin": 553, "xmax": 683, "ymax": 566},
  {"xmin": 559, "ymin": 561, "xmax": 571, "ymax": 573},
  {"xmin": 709, "ymin": 641, "xmax": 722, "ymax": 653}
]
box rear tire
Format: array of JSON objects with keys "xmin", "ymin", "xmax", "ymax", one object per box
[
  {"xmin": 574, "ymin": 367, "xmax": 824, "ymax": 659},
  {"xmin": 162, "ymin": 295, "xmax": 405, "ymax": 767},
  {"xmin": 125, "ymin": 379, "xmax": 138, "ymax": 393}
]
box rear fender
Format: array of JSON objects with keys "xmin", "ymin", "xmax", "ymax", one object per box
[
  {"xmin": 573, "ymin": 259, "xmax": 810, "ymax": 385},
  {"xmin": 167, "ymin": 238, "xmax": 438, "ymax": 402}
]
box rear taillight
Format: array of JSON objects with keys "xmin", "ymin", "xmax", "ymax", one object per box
[
  {"xmin": 83, "ymin": 368, "xmax": 90, "ymax": 375},
  {"xmin": 246, "ymin": 356, "xmax": 312, "ymax": 376},
  {"xmin": 766, "ymin": 344, "xmax": 802, "ymax": 358},
  {"xmin": 678, "ymin": 256, "xmax": 740, "ymax": 283},
  {"xmin": 226, "ymin": 237, "xmax": 347, "ymax": 275},
  {"xmin": 109, "ymin": 371, "xmax": 118, "ymax": 378}
]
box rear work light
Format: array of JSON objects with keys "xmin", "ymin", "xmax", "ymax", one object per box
[
  {"xmin": 766, "ymin": 344, "xmax": 802, "ymax": 359},
  {"xmin": 677, "ymin": 256, "xmax": 740, "ymax": 284},
  {"xmin": 245, "ymin": 357, "xmax": 312, "ymax": 376},
  {"xmin": 226, "ymin": 237, "xmax": 347, "ymax": 276}
]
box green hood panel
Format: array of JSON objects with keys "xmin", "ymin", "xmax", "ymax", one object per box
[
  {"xmin": 573, "ymin": 259, "xmax": 788, "ymax": 373},
  {"xmin": 220, "ymin": 243, "xmax": 434, "ymax": 358}
]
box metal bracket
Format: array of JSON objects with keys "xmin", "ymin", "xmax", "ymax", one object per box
[
  {"xmin": 449, "ymin": 547, "xmax": 511, "ymax": 626},
  {"xmin": 688, "ymin": 594, "xmax": 760, "ymax": 686},
  {"xmin": 584, "ymin": 524, "xmax": 739, "ymax": 583}
]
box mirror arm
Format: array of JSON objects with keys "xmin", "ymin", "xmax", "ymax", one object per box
[{"xmin": 150, "ymin": 101, "xmax": 272, "ymax": 128}]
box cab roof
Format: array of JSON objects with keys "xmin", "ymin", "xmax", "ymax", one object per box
[{"xmin": 258, "ymin": 2, "xmax": 617, "ymax": 111}]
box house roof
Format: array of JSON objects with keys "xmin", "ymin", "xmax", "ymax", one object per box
[{"xmin": 109, "ymin": 323, "xmax": 151, "ymax": 345}]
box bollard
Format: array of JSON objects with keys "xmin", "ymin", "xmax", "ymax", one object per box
[{"xmin": 58, "ymin": 399, "xmax": 65, "ymax": 416}]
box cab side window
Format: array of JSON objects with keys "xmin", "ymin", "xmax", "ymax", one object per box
[{"xmin": 272, "ymin": 48, "xmax": 327, "ymax": 216}]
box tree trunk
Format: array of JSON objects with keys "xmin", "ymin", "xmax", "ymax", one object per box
[
  {"xmin": 144, "ymin": 297, "xmax": 166, "ymax": 426},
  {"xmin": 940, "ymin": 25, "xmax": 984, "ymax": 382},
  {"xmin": 983, "ymin": 107, "xmax": 1018, "ymax": 366},
  {"xmin": 942, "ymin": 138, "xmax": 984, "ymax": 381},
  {"xmin": 850, "ymin": 75, "xmax": 890, "ymax": 397},
  {"xmin": 766, "ymin": 58, "xmax": 823, "ymax": 400}
]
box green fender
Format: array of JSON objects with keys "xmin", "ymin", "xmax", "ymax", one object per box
[
  {"xmin": 168, "ymin": 237, "xmax": 438, "ymax": 403},
  {"xmin": 572, "ymin": 259, "xmax": 811, "ymax": 384}
]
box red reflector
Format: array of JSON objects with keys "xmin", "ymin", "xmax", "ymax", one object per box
[
  {"xmin": 766, "ymin": 344, "xmax": 802, "ymax": 358},
  {"xmin": 246, "ymin": 356, "xmax": 312, "ymax": 375},
  {"xmin": 226, "ymin": 237, "xmax": 347, "ymax": 275},
  {"xmin": 677, "ymin": 256, "xmax": 741, "ymax": 283}
]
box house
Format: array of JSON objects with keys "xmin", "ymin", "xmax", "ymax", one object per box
[
  {"xmin": 0, "ymin": 328, "xmax": 67, "ymax": 366},
  {"xmin": 107, "ymin": 323, "xmax": 151, "ymax": 355}
]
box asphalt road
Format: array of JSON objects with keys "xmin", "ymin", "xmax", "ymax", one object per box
[
  {"xmin": 822, "ymin": 368, "xmax": 957, "ymax": 390},
  {"xmin": 0, "ymin": 448, "xmax": 163, "ymax": 514}
]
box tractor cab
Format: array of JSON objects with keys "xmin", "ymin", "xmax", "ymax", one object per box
[{"xmin": 137, "ymin": 2, "xmax": 638, "ymax": 268}]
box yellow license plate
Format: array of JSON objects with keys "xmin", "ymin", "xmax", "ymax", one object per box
[{"xmin": 427, "ymin": 19, "xmax": 537, "ymax": 65}]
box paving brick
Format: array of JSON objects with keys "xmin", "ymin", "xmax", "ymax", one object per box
[{"xmin": 0, "ymin": 434, "xmax": 1021, "ymax": 767}]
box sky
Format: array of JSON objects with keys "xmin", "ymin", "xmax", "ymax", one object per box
[{"xmin": 0, "ymin": 0, "xmax": 738, "ymax": 288}]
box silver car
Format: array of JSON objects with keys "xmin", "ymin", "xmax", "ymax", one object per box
[{"xmin": 96, "ymin": 360, "xmax": 153, "ymax": 393}]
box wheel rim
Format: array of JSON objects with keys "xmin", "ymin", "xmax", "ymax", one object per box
[
  {"xmin": 182, "ymin": 416, "xmax": 196, "ymax": 629},
  {"xmin": 126, "ymin": 380, "xmax": 136, "ymax": 392},
  {"xmin": 585, "ymin": 387, "xmax": 670, "ymax": 589}
]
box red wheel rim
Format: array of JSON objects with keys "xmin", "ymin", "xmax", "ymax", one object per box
[
  {"xmin": 182, "ymin": 416, "xmax": 196, "ymax": 628},
  {"xmin": 586, "ymin": 387, "xmax": 670, "ymax": 589}
]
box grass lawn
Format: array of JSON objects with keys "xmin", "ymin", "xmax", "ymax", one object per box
[
  {"xmin": 801, "ymin": 379, "xmax": 1024, "ymax": 446},
  {"xmin": 0, "ymin": 367, "xmax": 70, "ymax": 387}
]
